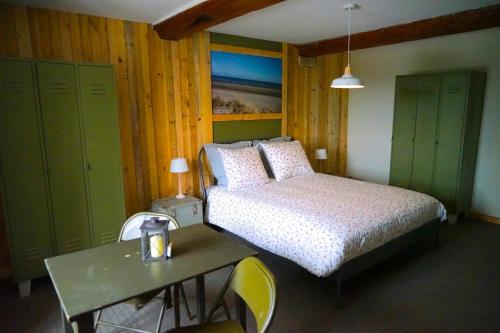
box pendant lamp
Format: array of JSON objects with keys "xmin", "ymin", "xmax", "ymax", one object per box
[{"xmin": 331, "ymin": 3, "xmax": 364, "ymax": 89}]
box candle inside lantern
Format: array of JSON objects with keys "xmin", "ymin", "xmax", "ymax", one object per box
[{"xmin": 150, "ymin": 234, "xmax": 164, "ymax": 258}]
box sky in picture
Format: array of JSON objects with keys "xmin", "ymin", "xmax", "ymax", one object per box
[{"xmin": 211, "ymin": 51, "xmax": 282, "ymax": 84}]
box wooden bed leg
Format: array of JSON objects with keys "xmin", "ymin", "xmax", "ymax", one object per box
[{"xmin": 335, "ymin": 270, "xmax": 342, "ymax": 308}]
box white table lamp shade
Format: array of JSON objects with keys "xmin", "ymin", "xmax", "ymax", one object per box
[
  {"xmin": 314, "ymin": 148, "xmax": 328, "ymax": 160},
  {"xmin": 170, "ymin": 158, "xmax": 189, "ymax": 173}
]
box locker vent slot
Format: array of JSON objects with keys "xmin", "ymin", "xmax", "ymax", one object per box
[
  {"xmin": 89, "ymin": 83, "xmax": 107, "ymax": 95},
  {"xmin": 421, "ymin": 86, "xmax": 435, "ymax": 94},
  {"xmin": 400, "ymin": 87, "xmax": 414, "ymax": 95},
  {"xmin": 1, "ymin": 80, "xmax": 23, "ymax": 94},
  {"xmin": 25, "ymin": 247, "xmax": 43, "ymax": 261},
  {"xmin": 447, "ymin": 85, "xmax": 462, "ymax": 94},
  {"xmin": 64, "ymin": 239, "xmax": 84, "ymax": 253},
  {"xmin": 48, "ymin": 81, "xmax": 69, "ymax": 95},
  {"xmin": 100, "ymin": 231, "xmax": 118, "ymax": 245}
]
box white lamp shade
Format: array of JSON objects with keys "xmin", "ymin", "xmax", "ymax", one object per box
[
  {"xmin": 170, "ymin": 158, "xmax": 189, "ymax": 173},
  {"xmin": 331, "ymin": 66, "xmax": 364, "ymax": 89},
  {"xmin": 314, "ymin": 148, "xmax": 328, "ymax": 160}
]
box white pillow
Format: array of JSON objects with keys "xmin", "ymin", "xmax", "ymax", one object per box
[
  {"xmin": 253, "ymin": 136, "xmax": 292, "ymax": 177},
  {"xmin": 260, "ymin": 141, "xmax": 314, "ymax": 181},
  {"xmin": 204, "ymin": 141, "xmax": 252, "ymax": 185},
  {"xmin": 218, "ymin": 147, "xmax": 270, "ymax": 190}
]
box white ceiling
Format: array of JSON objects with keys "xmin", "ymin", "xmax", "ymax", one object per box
[
  {"xmin": 210, "ymin": 0, "xmax": 500, "ymax": 44},
  {"xmin": 8, "ymin": 0, "xmax": 499, "ymax": 44},
  {"xmin": 7, "ymin": 0, "xmax": 206, "ymax": 24}
]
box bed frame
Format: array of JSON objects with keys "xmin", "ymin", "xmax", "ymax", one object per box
[{"xmin": 197, "ymin": 145, "xmax": 440, "ymax": 306}]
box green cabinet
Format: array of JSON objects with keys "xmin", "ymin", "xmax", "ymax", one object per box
[
  {"xmin": 390, "ymin": 71, "xmax": 486, "ymax": 216},
  {"xmin": 411, "ymin": 75, "xmax": 440, "ymax": 194},
  {"xmin": 0, "ymin": 60, "xmax": 53, "ymax": 281},
  {"xmin": 390, "ymin": 76, "xmax": 417, "ymax": 189},
  {"xmin": 78, "ymin": 65, "xmax": 125, "ymax": 245},
  {"xmin": 36, "ymin": 62, "xmax": 92, "ymax": 254},
  {"xmin": 0, "ymin": 59, "xmax": 125, "ymax": 296}
]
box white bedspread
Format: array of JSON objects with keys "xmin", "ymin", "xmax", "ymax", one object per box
[{"xmin": 206, "ymin": 173, "xmax": 446, "ymax": 277}]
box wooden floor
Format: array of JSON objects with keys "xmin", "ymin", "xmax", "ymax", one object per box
[{"xmin": 0, "ymin": 219, "xmax": 499, "ymax": 333}]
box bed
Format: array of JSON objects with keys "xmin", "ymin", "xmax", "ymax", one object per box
[{"xmin": 197, "ymin": 145, "xmax": 447, "ymax": 303}]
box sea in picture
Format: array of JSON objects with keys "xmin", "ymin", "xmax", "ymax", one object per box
[{"xmin": 211, "ymin": 51, "xmax": 282, "ymax": 114}]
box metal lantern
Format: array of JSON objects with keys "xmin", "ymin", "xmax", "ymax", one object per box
[{"xmin": 139, "ymin": 217, "xmax": 170, "ymax": 261}]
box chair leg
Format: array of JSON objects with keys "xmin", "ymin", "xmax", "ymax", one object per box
[
  {"xmin": 180, "ymin": 283, "xmax": 196, "ymax": 321},
  {"xmin": 155, "ymin": 290, "xmax": 169, "ymax": 333},
  {"xmin": 94, "ymin": 309, "xmax": 102, "ymax": 330},
  {"xmin": 220, "ymin": 298, "xmax": 231, "ymax": 320}
]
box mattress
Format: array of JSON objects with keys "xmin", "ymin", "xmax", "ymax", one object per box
[{"xmin": 206, "ymin": 173, "xmax": 446, "ymax": 277}]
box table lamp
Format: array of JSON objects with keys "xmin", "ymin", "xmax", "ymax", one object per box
[
  {"xmin": 170, "ymin": 158, "xmax": 189, "ymax": 199},
  {"xmin": 314, "ymin": 148, "xmax": 328, "ymax": 173}
]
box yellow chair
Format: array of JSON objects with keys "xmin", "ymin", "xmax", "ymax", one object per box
[{"xmin": 167, "ymin": 257, "xmax": 277, "ymax": 333}]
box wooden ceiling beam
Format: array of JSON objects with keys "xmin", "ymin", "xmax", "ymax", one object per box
[
  {"xmin": 297, "ymin": 4, "xmax": 500, "ymax": 57},
  {"xmin": 154, "ymin": 0, "xmax": 285, "ymax": 40}
]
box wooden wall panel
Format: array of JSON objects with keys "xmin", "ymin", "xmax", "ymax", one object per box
[
  {"xmin": 0, "ymin": 4, "xmax": 348, "ymax": 276},
  {"xmin": 0, "ymin": 4, "xmax": 213, "ymax": 215},
  {"xmin": 286, "ymin": 45, "xmax": 349, "ymax": 175}
]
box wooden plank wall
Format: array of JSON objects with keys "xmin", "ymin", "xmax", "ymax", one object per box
[
  {"xmin": 0, "ymin": 4, "xmax": 212, "ymax": 217},
  {"xmin": 286, "ymin": 45, "xmax": 349, "ymax": 174},
  {"xmin": 0, "ymin": 4, "xmax": 349, "ymax": 276}
]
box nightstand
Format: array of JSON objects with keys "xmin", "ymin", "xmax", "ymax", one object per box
[{"xmin": 151, "ymin": 195, "xmax": 203, "ymax": 228}]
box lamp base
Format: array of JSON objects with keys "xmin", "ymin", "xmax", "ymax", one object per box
[{"xmin": 176, "ymin": 193, "xmax": 186, "ymax": 199}]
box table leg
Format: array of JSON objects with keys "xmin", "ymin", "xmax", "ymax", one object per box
[
  {"xmin": 174, "ymin": 284, "xmax": 181, "ymax": 328},
  {"xmin": 73, "ymin": 312, "xmax": 94, "ymax": 333},
  {"xmin": 235, "ymin": 293, "xmax": 246, "ymax": 331},
  {"xmin": 61, "ymin": 307, "xmax": 72, "ymax": 333},
  {"xmin": 195, "ymin": 275, "xmax": 205, "ymax": 324}
]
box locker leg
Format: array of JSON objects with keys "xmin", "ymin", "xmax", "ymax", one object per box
[{"xmin": 19, "ymin": 280, "xmax": 31, "ymax": 298}]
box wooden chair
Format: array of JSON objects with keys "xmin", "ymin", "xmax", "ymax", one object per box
[
  {"xmin": 166, "ymin": 257, "xmax": 277, "ymax": 333},
  {"xmin": 94, "ymin": 212, "xmax": 194, "ymax": 333}
]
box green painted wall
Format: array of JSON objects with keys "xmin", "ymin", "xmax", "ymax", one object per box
[
  {"xmin": 210, "ymin": 32, "xmax": 283, "ymax": 142},
  {"xmin": 213, "ymin": 120, "xmax": 281, "ymax": 143},
  {"xmin": 210, "ymin": 32, "xmax": 282, "ymax": 51}
]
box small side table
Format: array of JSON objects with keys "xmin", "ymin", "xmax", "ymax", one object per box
[{"xmin": 151, "ymin": 195, "xmax": 203, "ymax": 228}]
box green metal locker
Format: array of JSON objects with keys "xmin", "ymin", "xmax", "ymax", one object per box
[
  {"xmin": 77, "ymin": 65, "xmax": 125, "ymax": 246},
  {"xmin": 389, "ymin": 76, "xmax": 418, "ymax": 189},
  {"xmin": 433, "ymin": 73, "xmax": 468, "ymax": 212},
  {"xmin": 389, "ymin": 71, "xmax": 486, "ymax": 216},
  {"xmin": 1, "ymin": 59, "xmax": 126, "ymax": 297},
  {"xmin": 36, "ymin": 62, "xmax": 92, "ymax": 254},
  {"xmin": 411, "ymin": 75, "xmax": 440, "ymax": 194},
  {"xmin": 0, "ymin": 60, "xmax": 53, "ymax": 283}
]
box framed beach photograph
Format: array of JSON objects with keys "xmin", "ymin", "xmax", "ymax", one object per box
[{"xmin": 211, "ymin": 50, "xmax": 282, "ymax": 114}]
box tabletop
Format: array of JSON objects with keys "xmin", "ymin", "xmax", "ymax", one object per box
[{"xmin": 45, "ymin": 224, "xmax": 258, "ymax": 322}]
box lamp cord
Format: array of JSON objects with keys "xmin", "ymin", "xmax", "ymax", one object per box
[{"xmin": 347, "ymin": 7, "xmax": 351, "ymax": 67}]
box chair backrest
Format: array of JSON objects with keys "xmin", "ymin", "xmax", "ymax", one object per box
[
  {"xmin": 230, "ymin": 257, "xmax": 277, "ymax": 333},
  {"xmin": 118, "ymin": 212, "xmax": 180, "ymax": 242}
]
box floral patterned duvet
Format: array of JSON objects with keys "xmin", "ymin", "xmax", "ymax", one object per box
[{"xmin": 206, "ymin": 173, "xmax": 446, "ymax": 277}]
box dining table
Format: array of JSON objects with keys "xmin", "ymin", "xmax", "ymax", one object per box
[{"xmin": 45, "ymin": 223, "xmax": 258, "ymax": 332}]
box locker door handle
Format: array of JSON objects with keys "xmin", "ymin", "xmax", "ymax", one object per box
[
  {"xmin": 435, "ymin": 139, "xmax": 439, "ymax": 145},
  {"xmin": 86, "ymin": 163, "xmax": 91, "ymax": 171}
]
